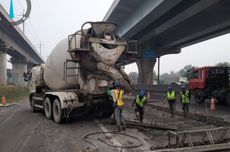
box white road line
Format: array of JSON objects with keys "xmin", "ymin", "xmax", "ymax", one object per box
[
  {"xmin": 17, "ymin": 118, "xmax": 42, "ymax": 152},
  {"xmin": 94, "ymin": 119, "xmax": 127, "ymax": 152},
  {"xmin": 133, "ymin": 131, "xmax": 152, "ymax": 152}
]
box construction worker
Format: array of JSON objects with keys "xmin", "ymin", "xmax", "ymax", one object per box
[
  {"xmin": 132, "ymin": 90, "xmax": 147, "ymax": 123},
  {"xmin": 113, "ymin": 80, "xmax": 126, "ymax": 131},
  {"xmin": 180, "ymin": 85, "xmax": 191, "ymax": 119},
  {"xmin": 106, "ymin": 81, "xmax": 116, "ymax": 124},
  {"xmin": 163, "ymin": 85, "xmax": 176, "ymax": 118}
]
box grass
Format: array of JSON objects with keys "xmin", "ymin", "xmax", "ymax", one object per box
[{"xmin": 0, "ymin": 85, "xmax": 29, "ymax": 103}]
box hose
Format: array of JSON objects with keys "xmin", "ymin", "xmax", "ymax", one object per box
[{"xmin": 84, "ymin": 131, "xmax": 143, "ymax": 149}]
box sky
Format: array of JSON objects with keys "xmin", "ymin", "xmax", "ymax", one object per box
[
  {"xmin": 1, "ymin": 0, "xmax": 114, "ymax": 59},
  {"xmin": 1, "ymin": 0, "xmax": 230, "ymax": 74}
]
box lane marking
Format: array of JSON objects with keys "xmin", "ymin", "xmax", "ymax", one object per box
[
  {"xmin": 132, "ymin": 130, "xmax": 152, "ymax": 152},
  {"xmin": 94, "ymin": 119, "xmax": 127, "ymax": 152},
  {"xmin": 17, "ymin": 118, "xmax": 42, "ymax": 152}
]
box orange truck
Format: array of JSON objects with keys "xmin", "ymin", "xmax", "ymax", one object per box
[{"xmin": 188, "ymin": 66, "xmax": 230, "ymax": 105}]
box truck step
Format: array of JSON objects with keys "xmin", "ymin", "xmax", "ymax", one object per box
[
  {"xmin": 34, "ymin": 104, "xmax": 43, "ymax": 109},
  {"xmin": 33, "ymin": 97, "xmax": 43, "ymax": 101}
]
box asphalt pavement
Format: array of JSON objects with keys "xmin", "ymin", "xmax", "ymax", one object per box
[{"xmin": 0, "ymin": 100, "xmax": 152, "ymax": 152}]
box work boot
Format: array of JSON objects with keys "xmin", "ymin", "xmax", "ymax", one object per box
[
  {"xmin": 117, "ymin": 125, "xmax": 121, "ymax": 132},
  {"xmin": 122, "ymin": 126, "xmax": 126, "ymax": 130},
  {"xmin": 134, "ymin": 112, "xmax": 139, "ymax": 121},
  {"xmin": 186, "ymin": 113, "xmax": 189, "ymax": 119},
  {"xmin": 121, "ymin": 121, "xmax": 126, "ymax": 130},
  {"xmin": 122, "ymin": 124, "xmax": 126, "ymax": 130}
]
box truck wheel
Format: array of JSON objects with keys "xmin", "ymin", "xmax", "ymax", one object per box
[
  {"xmin": 44, "ymin": 97, "xmax": 52, "ymax": 119},
  {"xmin": 194, "ymin": 90, "xmax": 205, "ymax": 104},
  {"xmin": 102, "ymin": 111, "xmax": 113, "ymax": 118},
  {"xmin": 95, "ymin": 108, "xmax": 104, "ymax": 118},
  {"xmin": 226, "ymin": 93, "xmax": 230, "ymax": 106},
  {"xmin": 102, "ymin": 102, "xmax": 113, "ymax": 118},
  {"xmin": 30, "ymin": 95, "xmax": 37, "ymax": 112},
  {"xmin": 53, "ymin": 99, "xmax": 62, "ymax": 124}
]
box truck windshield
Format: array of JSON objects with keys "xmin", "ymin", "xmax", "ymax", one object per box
[{"xmin": 187, "ymin": 70, "xmax": 198, "ymax": 80}]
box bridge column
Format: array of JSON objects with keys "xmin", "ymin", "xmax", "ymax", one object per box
[
  {"xmin": 12, "ymin": 59, "xmax": 27, "ymax": 86},
  {"xmin": 0, "ymin": 51, "xmax": 7, "ymax": 84},
  {"xmin": 136, "ymin": 58, "xmax": 156, "ymax": 85}
]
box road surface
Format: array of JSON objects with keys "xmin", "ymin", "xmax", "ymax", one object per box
[
  {"xmin": 1, "ymin": 96, "xmax": 230, "ymax": 152},
  {"xmin": 0, "ymin": 100, "xmax": 151, "ymax": 152}
]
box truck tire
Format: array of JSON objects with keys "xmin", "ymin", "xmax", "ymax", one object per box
[
  {"xmin": 30, "ymin": 95, "xmax": 37, "ymax": 112},
  {"xmin": 102, "ymin": 102, "xmax": 113, "ymax": 118},
  {"xmin": 194, "ymin": 90, "xmax": 205, "ymax": 104},
  {"xmin": 94, "ymin": 106, "xmax": 104, "ymax": 118},
  {"xmin": 53, "ymin": 99, "xmax": 62, "ymax": 124},
  {"xmin": 44, "ymin": 97, "xmax": 52, "ymax": 119},
  {"xmin": 226, "ymin": 93, "xmax": 230, "ymax": 106},
  {"xmin": 102, "ymin": 111, "xmax": 113, "ymax": 118}
]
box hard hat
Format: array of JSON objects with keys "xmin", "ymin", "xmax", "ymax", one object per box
[
  {"xmin": 114, "ymin": 80, "xmax": 120, "ymax": 88},
  {"xmin": 168, "ymin": 85, "xmax": 172, "ymax": 90},
  {"xmin": 139, "ymin": 90, "xmax": 145, "ymax": 96}
]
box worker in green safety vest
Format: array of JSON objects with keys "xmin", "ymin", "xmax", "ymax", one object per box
[
  {"xmin": 180, "ymin": 85, "xmax": 191, "ymax": 119},
  {"xmin": 132, "ymin": 90, "xmax": 147, "ymax": 123},
  {"xmin": 163, "ymin": 85, "xmax": 176, "ymax": 118}
]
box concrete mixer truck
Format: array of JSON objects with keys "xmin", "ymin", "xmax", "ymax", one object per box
[{"xmin": 25, "ymin": 22, "xmax": 134, "ymax": 123}]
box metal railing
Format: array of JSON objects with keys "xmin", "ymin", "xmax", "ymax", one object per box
[{"xmin": 167, "ymin": 127, "xmax": 230, "ymax": 148}]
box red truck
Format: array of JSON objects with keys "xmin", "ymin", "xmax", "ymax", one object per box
[{"xmin": 188, "ymin": 66, "xmax": 230, "ymax": 105}]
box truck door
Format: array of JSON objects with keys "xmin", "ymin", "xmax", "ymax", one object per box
[{"xmin": 189, "ymin": 69, "xmax": 205, "ymax": 90}]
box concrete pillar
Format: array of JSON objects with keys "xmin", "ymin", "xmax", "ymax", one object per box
[
  {"xmin": 12, "ymin": 61, "xmax": 27, "ymax": 86},
  {"xmin": 136, "ymin": 59, "xmax": 156, "ymax": 85},
  {"xmin": 0, "ymin": 51, "xmax": 7, "ymax": 84}
]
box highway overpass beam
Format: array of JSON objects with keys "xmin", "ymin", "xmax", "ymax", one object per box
[
  {"xmin": 12, "ymin": 59, "xmax": 27, "ymax": 86},
  {"xmin": 137, "ymin": 58, "xmax": 156, "ymax": 85},
  {"xmin": 0, "ymin": 51, "xmax": 7, "ymax": 84}
]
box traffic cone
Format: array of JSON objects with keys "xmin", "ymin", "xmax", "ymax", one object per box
[
  {"xmin": 210, "ymin": 97, "xmax": 215, "ymax": 111},
  {"xmin": 2, "ymin": 95, "xmax": 6, "ymax": 105},
  {"xmin": 147, "ymin": 91, "xmax": 150, "ymax": 99}
]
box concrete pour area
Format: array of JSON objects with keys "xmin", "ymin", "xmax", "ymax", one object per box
[{"xmin": 114, "ymin": 98, "xmax": 230, "ymax": 152}]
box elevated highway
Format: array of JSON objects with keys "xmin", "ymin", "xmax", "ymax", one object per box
[
  {"xmin": 0, "ymin": 5, "xmax": 44, "ymax": 86},
  {"xmin": 104, "ymin": 0, "xmax": 230, "ymax": 84}
]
